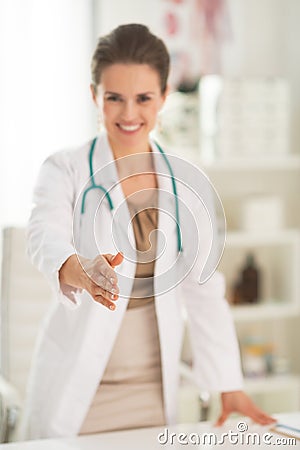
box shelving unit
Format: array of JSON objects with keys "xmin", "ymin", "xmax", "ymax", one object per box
[
  {"xmin": 243, "ymin": 374, "xmax": 300, "ymax": 395},
  {"xmin": 158, "ymin": 0, "xmax": 300, "ymax": 421},
  {"xmin": 174, "ymin": 139, "xmax": 300, "ymax": 417},
  {"xmin": 169, "ymin": 148, "xmax": 300, "ymax": 172},
  {"xmin": 179, "ymin": 362, "xmax": 300, "ymax": 421},
  {"xmin": 199, "ymin": 155, "xmax": 300, "ymax": 171},
  {"xmin": 204, "ymin": 150, "xmax": 300, "ymax": 414},
  {"xmin": 231, "ymin": 303, "xmax": 300, "ymax": 322}
]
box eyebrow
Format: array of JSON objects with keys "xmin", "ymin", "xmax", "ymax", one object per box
[
  {"xmin": 104, "ymin": 91, "xmax": 156, "ymax": 96},
  {"xmin": 104, "ymin": 91, "xmax": 121, "ymax": 96}
]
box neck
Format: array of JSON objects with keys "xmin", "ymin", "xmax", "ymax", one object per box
[{"xmin": 108, "ymin": 136, "xmax": 151, "ymax": 160}]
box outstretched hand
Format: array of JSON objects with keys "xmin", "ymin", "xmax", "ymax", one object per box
[
  {"xmin": 59, "ymin": 252, "xmax": 124, "ymax": 311},
  {"xmin": 216, "ymin": 391, "xmax": 276, "ymax": 427}
]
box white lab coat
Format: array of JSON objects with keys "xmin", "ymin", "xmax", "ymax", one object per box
[{"xmin": 22, "ymin": 131, "xmax": 243, "ymax": 439}]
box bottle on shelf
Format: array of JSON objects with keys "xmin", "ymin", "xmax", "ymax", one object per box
[
  {"xmin": 231, "ymin": 279, "xmax": 243, "ymax": 305},
  {"xmin": 230, "ymin": 253, "xmax": 261, "ymax": 304},
  {"xmin": 241, "ymin": 335, "xmax": 275, "ymax": 378},
  {"xmin": 241, "ymin": 253, "xmax": 260, "ymax": 303}
]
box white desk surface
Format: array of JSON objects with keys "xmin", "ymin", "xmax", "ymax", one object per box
[{"xmin": 1, "ymin": 413, "xmax": 299, "ymax": 449}]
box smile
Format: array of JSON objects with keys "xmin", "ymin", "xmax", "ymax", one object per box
[{"xmin": 117, "ymin": 123, "xmax": 142, "ymax": 132}]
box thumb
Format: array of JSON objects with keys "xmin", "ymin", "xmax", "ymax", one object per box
[
  {"xmin": 215, "ymin": 411, "xmax": 229, "ymax": 427},
  {"xmin": 110, "ymin": 252, "xmax": 124, "ymax": 268}
]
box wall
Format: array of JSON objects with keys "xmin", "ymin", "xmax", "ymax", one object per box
[
  {"xmin": 95, "ymin": 0, "xmax": 161, "ymax": 35},
  {"xmin": 0, "ymin": 0, "xmax": 95, "ymax": 226}
]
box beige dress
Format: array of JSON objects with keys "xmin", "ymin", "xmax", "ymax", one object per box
[{"xmin": 79, "ymin": 190, "xmax": 166, "ymax": 434}]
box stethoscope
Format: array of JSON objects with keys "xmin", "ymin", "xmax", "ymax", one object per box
[{"xmin": 81, "ymin": 137, "xmax": 182, "ymax": 252}]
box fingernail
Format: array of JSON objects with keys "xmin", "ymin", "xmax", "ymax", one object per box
[
  {"xmin": 110, "ymin": 277, "xmax": 115, "ymax": 285},
  {"xmin": 109, "ymin": 304, "xmax": 115, "ymax": 310},
  {"xmin": 111, "ymin": 294, "xmax": 118, "ymax": 300}
]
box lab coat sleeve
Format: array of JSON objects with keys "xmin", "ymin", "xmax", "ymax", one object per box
[
  {"xmin": 181, "ymin": 199, "xmax": 244, "ymax": 393},
  {"xmin": 27, "ymin": 151, "xmax": 82, "ymax": 308}
]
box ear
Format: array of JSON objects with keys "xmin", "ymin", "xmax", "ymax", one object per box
[
  {"xmin": 90, "ymin": 83, "xmax": 98, "ymax": 105},
  {"xmin": 159, "ymin": 84, "xmax": 171, "ymax": 110},
  {"xmin": 163, "ymin": 84, "xmax": 171, "ymax": 100}
]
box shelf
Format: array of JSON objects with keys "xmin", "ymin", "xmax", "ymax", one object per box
[
  {"xmin": 200, "ymin": 155, "xmax": 300, "ymax": 171},
  {"xmin": 244, "ymin": 374, "xmax": 300, "ymax": 394},
  {"xmin": 180, "ymin": 362, "xmax": 300, "ymax": 396},
  {"xmin": 221, "ymin": 230, "xmax": 300, "ymax": 316},
  {"xmin": 226, "ymin": 229, "xmax": 300, "ymax": 246},
  {"xmin": 231, "ymin": 302, "xmax": 300, "ymax": 321},
  {"xmin": 166, "ymin": 144, "xmax": 300, "ymax": 171}
]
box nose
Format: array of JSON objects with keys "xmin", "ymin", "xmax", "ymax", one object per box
[{"xmin": 121, "ymin": 100, "xmax": 138, "ymax": 121}]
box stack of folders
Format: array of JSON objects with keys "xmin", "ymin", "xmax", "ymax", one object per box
[{"xmin": 271, "ymin": 423, "xmax": 300, "ymax": 441}]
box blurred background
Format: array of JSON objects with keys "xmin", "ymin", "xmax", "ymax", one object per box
[{"xmin": 0, "ymin": 0, "xmax": 300, "ymax": 441}]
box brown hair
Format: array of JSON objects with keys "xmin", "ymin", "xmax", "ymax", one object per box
[{"xmin": 91, "ymin": 24, "xmax": 170, "ymax": 94}]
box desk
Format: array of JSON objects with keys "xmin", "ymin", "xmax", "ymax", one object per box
[{"xmin": 1, "ymin": 413, "xmax": 299, "ymax": 449}]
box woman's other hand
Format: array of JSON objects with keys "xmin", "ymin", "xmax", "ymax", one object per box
[
  {"xmin": 216, "ymin": 391, "xmax": 277, "ymax": 426},
  {"xmin": 59, "ymin": 252, "xmax": 124, "ymax": 310}
]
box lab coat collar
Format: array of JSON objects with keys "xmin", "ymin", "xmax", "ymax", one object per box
[
  {"xmin": 93, "ymin": 131, "xmax": 119, "ymax": 185},
  {"xmin": 92, "ymin": 130, "xmax": 174, "ymax": 199}
]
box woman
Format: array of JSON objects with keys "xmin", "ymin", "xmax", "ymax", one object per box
[{"xmin": 23, "ymin": 24, "xmax": 275, "ymax": 439}]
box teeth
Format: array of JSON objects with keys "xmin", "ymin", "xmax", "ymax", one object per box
[{"xmin": 119, "ymin": 124, "xmax": 140, "ymax": 131}]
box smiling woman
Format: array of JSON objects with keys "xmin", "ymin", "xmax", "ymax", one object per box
[
  {"xmin": 22, "ymin": 23, "xmax": 275, "ymax": 441},
  {"xmin": 93, "ymin": 63, "xmax": 167, "ymax": 156},
  {"xmin": 90, "ymin": 23, "xmax": 169, "ymax": 157}
]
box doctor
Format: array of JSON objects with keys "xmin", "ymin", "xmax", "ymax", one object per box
[{"xmin": 23, "ymin": 24, "xmax": 275, "ymax": 439}]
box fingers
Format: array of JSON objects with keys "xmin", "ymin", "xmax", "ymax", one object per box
[
  {"xmin": 92, "ymin": 272, "xmax": 119, "ymax": 293},
  {"xmin": 215, "ymin": 412, "xmax": 229, "ymax": 427},
  {"xmin": 95, "ymin": 256, "xmax": 118, "ymax": 284},
  {"xmin": 103, "ymin": 252, "xmax": 124, "ymax": 268},
  {"xmin": 82, "ymin": 253, "xmax": 124, "ymax": 311},
  {"xmin": 90, "ymin": 255, "xmax": 120, "ymax": 292},
  {"xmin": 93, "ymin": 284, "xmax": 119, "ymax": 301},
  {"xmin": 110, "ymin": 252, "xmax": 124, "ymax": 268},
  {"xmin": 245, "ymin": 408, "xmax": 276, "ymax": 426},
  {"xmin": 94, "ymin": 294, "xmax": 117, "ymax": 311},
  {"xmin": 215, "ymin": 411, "xmax": 275, "ymax": 428},
  {"xmin": 216, "ymin": 391, "xmax": 277, "ymax": 428},
  {"xmin": 89, "ymin": 276, "xmax": 119, "ymax": 311},
  {"xmin": 239, "ymin": 396, "xmax": 277, "ymax": 426},
  {"xmin": 92, "ymin": 253, "xmax": 124, "ymax": 311}
]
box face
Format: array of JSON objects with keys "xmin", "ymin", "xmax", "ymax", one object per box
[{"xmin": 92, "ymin": 63, "xmax": 167, "ymax": 154}]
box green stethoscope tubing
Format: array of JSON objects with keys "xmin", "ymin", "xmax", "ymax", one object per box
[
  {"xmin": 81, "ymin": 137, "xmax": 114, "ymax": 212},
  {"xmin": 81, "ymin": 137, "xmax": 182, "ymax": 252}
]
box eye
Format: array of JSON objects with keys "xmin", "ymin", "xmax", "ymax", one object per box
[
  {"xmin": 138, "ymin": 95, "xmax": 151, "ymax": 103},
  {"xmin": 106, "ymin": 95, "xmax": 122, "ymax": 102}
]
